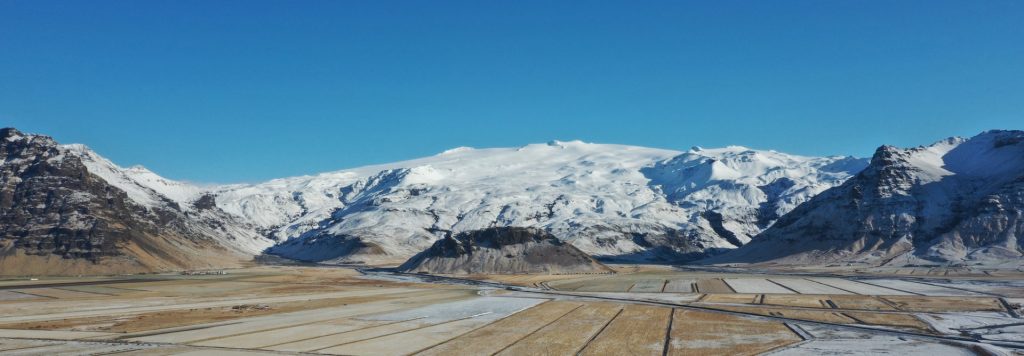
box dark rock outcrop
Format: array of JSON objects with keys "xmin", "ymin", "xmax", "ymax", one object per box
[
  {"xmin": 398, "ymin": 227, "xmax": 612, "ymax": 274},
  {"xmin": 0, "ymin": 128, "xmax": 255, "ymax": 275}
]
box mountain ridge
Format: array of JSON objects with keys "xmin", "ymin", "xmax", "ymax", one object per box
[
  {"xmin": 0, "ymin": 126, "xmax": 901, "ymax": 273},
  {"xmin": 711, "ymin": 130, "xmax": 1024, "ymax": 268},
  {"xmin": 0, "ymin": 128, "xmax": 271, "ymax": 275}
]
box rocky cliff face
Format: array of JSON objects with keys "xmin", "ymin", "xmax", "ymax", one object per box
[
  {"xmin": 0, "ymin": 128, "xmax": 271, "ymax": 275},
  {"xmin": 714, "ymin": 130, "xmax": 1024, "ymax": 268},
  {"xmin": 398, "ymin": 227, "xmax": 612, "ymax": 274}
]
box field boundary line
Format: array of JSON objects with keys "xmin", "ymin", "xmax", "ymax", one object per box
[
  {"xmin": 574, "ymin": 307, "xmax": 623, "ymax": 355},
  {"xmin": 177, "ymin": 291, "xmax": 456, "ymax": 345},
  {"xmin": 998, "ymin": 298, "xmax": 1022, "ymax": 318},
  {"xmin": 0, "ymin": 342, "xmax": 60, "ymax": 353},
  {"xmin": 660, "ymin": 308, "xmax": 674, "ymax": 356},
  {"xmin": 840, "ymin": 312, "xmax": 867, "ymax": 325},
  {"xmin": 87, "ymin": 346, "xmax": 150, "ymax": 355},
  {"xmin": 490, "ymin": 304, "xmax": 583, "ymax": 355},
  {"xmin": 783, "ymin": 322, "xmax": 812, "ymax": 340},
  {"xmin": 309, "ymin": 315, "xmax": 479, "ymax": 352},
  {"xmin": 408, "ymin": 301, "xmax": 550, "ymax": 355},
  {"xmin": 875, "ymin": 296, "xmax": 903, "ymax": 311},
  {"xmin": 760, "ymin": 340, "xmax": 813, "ymax": 355},
  {"xmin": 0, "ymin": 279, "xmax": 172, "ymax": 291},
  {"xmin": 804, "ymin": 278, "xmax": 861, "ymax": 295},
  {"xmin": 7, "ymin": 290, "xmax": 58, "ymax": 299},
  {"xmin": 101, "ymin": 286, "xmax": 152, "ymax": 292},
  {"xmin": 505, "ymin": 287, "xmax": 1024, "ymax": 350},
  {"xmin": 258, "ymin": 317, "xmax": 419, "ymax": 350},
  {"xmin": 766, "ymin": 279, "xmax": 800, "ymax": 294},
  {"xmin": 855, "ymin": 280, "xmax": 926, "ymax": 296},
  {"xmin": 720, "ymin": 278, "xmax": 736, "ymax": 293},
  {"xmin": 908, "ymin": 280, "xmax": 1004, "ymax": 298},
  {"xmin": 106, "ymin": 321, "xmax": 246, "ymax": 341},
  {"xmin": 54, "ymin": 287, "xmax": 118, "ymax": 296}
]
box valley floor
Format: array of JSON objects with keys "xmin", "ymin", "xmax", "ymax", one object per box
[{"xmin": 0, "ymin": 265, "xmax": 1021, "ymax": 355}]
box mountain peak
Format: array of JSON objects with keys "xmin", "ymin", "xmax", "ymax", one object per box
[
  {"xmin": 717, "ymin": 128, "xmax": 1024, "ymax": 267},
  {"xmin": 126, "ymin": 164, "xmax": 151, "ymax": 172},
  {"xmin": 439, "ymin": 146, "xmax": 475, "ymax": 155},
  {"xmin": 545, "ymin": 139, "xmax": 587, "ymax": 147},
  {"xmin": 1, "ymin": 127, "xmax": 23, "ymax": 140}
]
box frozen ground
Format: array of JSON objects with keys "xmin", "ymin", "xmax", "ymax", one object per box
[{"xmin": 774, "ymin": 325, "xmax": 977, "ymax": 356}]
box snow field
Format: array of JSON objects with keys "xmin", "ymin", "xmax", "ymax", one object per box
[
  {"xmin": 724, "ymin": 278, "xmax": 795, "ymax": 294},
  {"xmin": 809, "ymin": 278, "xmax": 913, "ymax": 296},
  {"xmin": 418, "ymin": 301, "xmax": 583, "ymax": 355},
  {"xmin": 321, "ymin": 318, "xmax": 495, "ymax": 355},
  {"xmin": 0, "ymin": 291, "xmax": 37, "ymax": 301},
  {"xmin": 862, "ymin": 279, "xmax": 983, "ymax": 296},
  {"xmin": 629, "ymin": 279, "xmax": 667, "ymax": 293},
  {"xmin": 770, "ymin": 278, "xmax": 852, "ymax": 295},
  {"xmin": 663, "ymin": 279, "xmax": 696, "ymax": 293}
]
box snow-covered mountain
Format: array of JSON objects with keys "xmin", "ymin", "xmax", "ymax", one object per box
[
  {"xmin": 643, "ymin": 147, "xmax": 867, "ymax": 246},
  {"xmin": 0, "ymin": 127, "xmax": 868, "ymax": 270},
  {"xmin": 0, "ymin": 128, "xmax": 272, "ymax": 275},
  {"xmin": 715, "ymin": 130, "xmax": 1024, "ymax": 268},
  {"xmin": 210, "ymin": 140, "xmax": 865, "ymax": 263},
  {"xmin": 58, "ymin": 143, "xmax": 274, "ymax": 255}
]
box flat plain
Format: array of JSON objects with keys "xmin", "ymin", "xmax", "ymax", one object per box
[{"xmin": 0, "ymin": 264, "xmax": 1021, "ymax": 355}]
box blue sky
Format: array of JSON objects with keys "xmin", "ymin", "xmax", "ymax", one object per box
[{"xmin": 2, "ymin": 1, "xmax": 1022, "ymax": 183}]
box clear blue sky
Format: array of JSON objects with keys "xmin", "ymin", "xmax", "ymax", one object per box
[{"xmin": 2, "ymin": 1, "xmax": 1022, "ymax": 183}]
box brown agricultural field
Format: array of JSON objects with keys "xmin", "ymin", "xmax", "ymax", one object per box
[
  {"xmin": 666, "ymin": 309, "xmax": 800, "ymax": 355},
  {"xmin": 881, "ymin": 296, "xmax": 1006, "ymax": 312},
  {"xmin": 497, "ymin": 303, "xmax": 623, "ymax": 355},
  {"xmin": 580, "ymin": 305, "xmax": 672, "ymax": 356},
  {"xmin": 418, "ymin": 301, "xmax": 583, "ymax": 355},
  {"xmin": 843, "ymin": 311, "xmax": 933, "ymax": 332}
]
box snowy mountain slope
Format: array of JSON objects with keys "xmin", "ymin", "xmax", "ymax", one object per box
[
  {"xmin": 0, "ymin": 128, "xmax": 273, "ymax": 275},
  {"xmin": 61, "ymin": 144, "xmax": 207, "ymax": 209},
  {"xmin": 212, "ymin": 140, "xmax": 864, "ymax": 263},
  {"xmin": 713, "ymin": 130, "xmax": 1024, "ymax": 267},
  {"xmin": 59, "ymin": 143, "xmax": 273, "ymax": 255},
  {"xmin": 643, "ymin": 146, "xmax": 867, "ymax": 245},
  {"xmin": 0, "ymin": 126, "xmax": 870, "ymax": 268}
]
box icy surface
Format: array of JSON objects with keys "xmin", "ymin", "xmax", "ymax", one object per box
[
  {"xmin": 777, "ymin": 324, "xmax": 977, "ymax": 355},
  {"xmin": 916, "ymin": 311, "xmax": 1020, "ymax": 335},
  {"xmin": 356, "ymin": 296, "xmax": 545, "ymax": 323}
]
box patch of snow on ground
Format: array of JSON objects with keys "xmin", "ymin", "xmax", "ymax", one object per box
[
  {"xmin": 355, "ymin": 296, "xmax": 545, "ymax": 323},
  {"xmin": 916, "ymin": 311, "xmax": 1019, "ymax": 335},
  {"xmin": 777, "ymin": 324, "xmax": 977, "ymax": 355}
]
